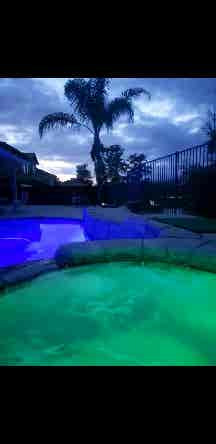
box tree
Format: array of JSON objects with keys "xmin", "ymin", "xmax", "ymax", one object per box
[
  {"xmin": 76, "ymin": 163, "xmax": 93, "ymax": 185},
  {"xmin": 103, "ymin": 145, "xmax": 127, "ymax": 183},
  {"xmin": 38, "ymin": 78, "xmax": 150, "ymax": 193},
  {"xmin": 126, "ymin": 153, "xmax": 152, "ymax": 184},
  {"xmin": 202, "ymin": 107, "xmax": 216, "ymax": 153}
]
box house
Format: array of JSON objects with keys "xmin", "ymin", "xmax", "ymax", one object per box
[
  {"xmin": 0, "ymin": 141, "xmax": 38, "ymax": 203},
  {"xmin": 21, "ymin": 153, "xmax": 39, "ymax": 175},
  {"xmin": 0, "ymin": 141, "xmax": 39, "ymax": 174},
  {"xmin": 34, "ymin": 168, "xmax": 58, "ymax": 186},
  {"xmin": 0, "ymin": 140, "xmax": 92, "ymax": 206},
  {"xmin": 61, "ymin": 178, "xmax": 90, "ymax": 187},
  {"xmin": 0, "ymin": 141, "xmax": 56, "ymax": 204},
  {"xmin": 59, "ymin": 178, "xmax": 93, "ymax": 204}
]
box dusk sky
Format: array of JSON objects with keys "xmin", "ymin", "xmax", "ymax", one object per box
[{"xmin": 0, "ymin": 77, "xmax": 215, "ymax": 181}]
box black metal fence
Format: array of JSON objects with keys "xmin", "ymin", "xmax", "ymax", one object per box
[
  {"xmin": 146, "ymin": 140, "xmax": 216, "ymax": 186},
  {"xmin": 101, "ymin": 141, "xmax": 216, "ymax": 208},
  {"xmin": 130, "ymin": 140, "xmax": 216, "ymax": 213}
]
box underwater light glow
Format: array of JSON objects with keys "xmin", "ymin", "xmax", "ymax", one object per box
[
  {"xmin": 0, "ymin": 218, "xmax": 86, "ymax": 268},
  {"xmin": 1, "ymin": 260, "xmax": 216, "ymax": 366}
]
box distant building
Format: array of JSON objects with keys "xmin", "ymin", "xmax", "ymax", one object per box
[
  {"xmin": 0, "ymin": 141, "xmax": 40, "ymax": 202},
  {"xmin": 21, "ymin": 153, "xmax": 39, "ymax": 175},
  {"xmin": 0, "ymin": 141, "xmax": 39, "ymax": 175},
  {"xmin": 0, "ymin": 141, "xmax": 57, "ymax": 203},
  {"xmin": 61, "ymin": 178, "xmax": 90, "ymax": 187},
  {"xmin": 34, "ymin": 168, "xmax": 58, "ymax": 186}
]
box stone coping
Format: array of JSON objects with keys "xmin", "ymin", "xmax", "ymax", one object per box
[
  {"xmin": 0, "ymin": 260, "xmax": 58, "ymax": 295},
  {"xmin": 1, "ymin": 216, "xmax": 216, "ymax": 293},
  {"xmin": 1, "ymin": 235, "xmax": 216, "ymax": 294},
  {"xmin": 55, "ymin": 237, "xmax": 216, "ymax": 274}
]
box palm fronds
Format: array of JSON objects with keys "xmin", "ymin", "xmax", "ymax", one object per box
[
  {"xmin": 122, "ymin": 88, "xmax": 151, "ymax": 101},
  {"xmin": 89, "ymin": 78, "xmax": 110, "ymax": 100},
  {"xmin": 64, "ymin": 78, "xmax": 110, "ymax": 131},
  {"xmin": 64, "ymin": 79, "xmax": 91, "ymax": 123},
  {"xmin": 105, "ymin": 87, "xmax": 150, "ymax": 130},
  {"xmin": 39, "ymin": 113, "xmax": 80, "ymax": 138},
  {"xmin": 105, "ymin": 97, "xmax": 134, "ymax": 129}
]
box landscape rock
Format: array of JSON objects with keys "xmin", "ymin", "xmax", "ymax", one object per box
[
  {"xmin": 55, "ymin": 239, "xmax": 144, "ymax": 267},
  {"xmin": 160, "ymin": 227, "xmax": 201, "ymax": 239},
  {"xmin": 189, "ymin": 244, "xmax": 216, "ymax": 273},
  {"xmin": 55, "ymin": 241, "xmax": 106, "ymax": 267},
  {"xmin": 0, "ymin": 260, "xmax": 57, "ymax": 288},
  {"xmin": 142, "ymin": 237, "xmax": 203, "ymax": 265}
]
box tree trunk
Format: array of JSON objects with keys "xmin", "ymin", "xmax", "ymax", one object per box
[{"xmin": 91, "ymin": 133, "xmax": 105, "ymax": 204}]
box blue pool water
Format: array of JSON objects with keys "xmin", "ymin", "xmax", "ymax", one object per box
[
  {"xmin": 0, "ymin": 216, "xmax": 160, "ymax": 269},
  {"xmin": 0, "ymin": 218, "xmax": 87, "ymax": 268}
]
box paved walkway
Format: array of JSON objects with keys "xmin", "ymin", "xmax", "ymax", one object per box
[
  {"xmin": 0, "ymin": 205, "xmax": 84, "ymax": 220},
  {"xmin": 1, "ymin": 204, "xmax": 216, "ymax": 246},
  {"xmin": 0, "ymin": 204, "xmax": 175, "ymax": 220},
  {"xmin": 0, "ymin": 204, "xmax": 197, "ymax": 221}
]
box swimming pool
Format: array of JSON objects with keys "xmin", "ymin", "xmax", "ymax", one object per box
[
  {"xmin": 0, "ymin": 216, "xmax": 159, "ymax": 268},
  {"xmin": 0, "ymin": 218, "xmax": 87, "ymax": 268},
  {"xmin": 1, "ymin": 260, "xmax": 216, "ymax": 366}
]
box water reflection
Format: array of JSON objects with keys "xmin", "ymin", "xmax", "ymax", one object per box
[
  {"xmin": 27, "ymin": 222, "xmax": 86, "ymax": 261},
  {"xmin": 0, "ymin": 219, "xmax": 86, "ymax": 268}
]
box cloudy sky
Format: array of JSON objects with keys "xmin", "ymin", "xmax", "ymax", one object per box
[{"xmin": 0, "ymin": 77, "xmax": 215, "ymax": 181}]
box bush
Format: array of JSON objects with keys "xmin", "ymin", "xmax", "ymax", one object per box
[
  {"xmin": 187, "ymin": 166, "xmax": 216, "ymax": 218},
  {"xmin": 127, "ymin": 200, "xmax": 161, "ymax": 214}
]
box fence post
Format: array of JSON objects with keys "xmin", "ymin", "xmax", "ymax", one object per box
[
  {"xmin": 175, "ymin": 151, "xmax": 179, "ymax": 186},
  {"xmin": 175, "ymin": 151, "xmax": 180, "ymax": 208}
]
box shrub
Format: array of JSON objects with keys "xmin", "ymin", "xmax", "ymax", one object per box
[
  {"xmin": 127, "ymin": 200, "xmax": 161, "ymax": 214},
  {"xmin": 187, "ymin": 165, "xmax": 216, "ymax": 218}
]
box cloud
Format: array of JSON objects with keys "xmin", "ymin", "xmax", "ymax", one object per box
[
  {"xmin": 0, "ymin": 77, "xmax": 215, "ymax": 180},
  {"xmin": 136, "ymin": 96, "xmax": 175, "ymax": 119},
  {"xmin": 39, "ymin": 158, "xmax": 77, "ymax": 182},
  {"xmin": 173, "ymin": 112, "xmax": 200, "ymax": 124},
  {"xmin": 0, "ymin": 124, "xmax": 34, "ymax": 146}
]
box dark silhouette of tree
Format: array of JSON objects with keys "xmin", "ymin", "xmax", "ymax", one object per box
[
  {"xmin": 38, "ymin": 78, "xmax": 150, "ymax": 190},
  {"xmin": 76, "ymin": 163, "xmax": 93, "ymax": 185},
  {"xmin": 103, "ymin": 145, "xmax": 127, "ymax": 183},
  {"xmin": 202, "ymin": 107, "xmax": 216, "ymax": 153},
  {"xmin": 126, "ymin": 153, "xmax": 152, "ymax": 184}
]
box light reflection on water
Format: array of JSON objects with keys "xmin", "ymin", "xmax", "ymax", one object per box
[
  {"xmin": 0, "ymin": 219, "xmax": 86, "ymax": 268},
  {"xmin": 27, "ymin": 223, "xmax": 86, "ymax": 261}
]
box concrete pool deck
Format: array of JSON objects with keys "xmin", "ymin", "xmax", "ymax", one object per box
[{"xmin": 0, "ymin": 205, "xmax": 216, "ymax": 291}]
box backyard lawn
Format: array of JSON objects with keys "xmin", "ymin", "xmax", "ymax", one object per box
[{"xmin": 153, "ymin": 216, "xmax": 216, "ymax": 234}]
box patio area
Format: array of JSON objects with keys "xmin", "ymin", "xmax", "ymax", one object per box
[{"xmin": 0, "ymin": 204, "xmax": 195, "ymax": 221}]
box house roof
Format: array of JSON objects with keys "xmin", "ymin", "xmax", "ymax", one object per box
[
  {"xmin": 61, "ymin": 180, "xmax": 90, "ymax": 187},
  {"xmin": 0, "ymin": 141, "xmax": 39, "ymax": 164},
  {"xmin": 22, "ymin": 152, "xmax": 39, "ymax": 164},
  {"xmin": 36, "ymin": 168, "xmax": 57, "ymax": 179}
]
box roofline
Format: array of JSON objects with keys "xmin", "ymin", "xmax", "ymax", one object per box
[
  {"xmin": 22, "ymin": 152, "xmax": 39, "ymax": 165},
  {"xmin": 0, "ymin": 141, "xmax": 39, "ymax": 164},
  {"xmin": 0, "ymin": 144, "xmax": 27, "ymax": 166},
  {"xmin": 36, "ymin": 168, "xmax": 57, "ymax": 178}
]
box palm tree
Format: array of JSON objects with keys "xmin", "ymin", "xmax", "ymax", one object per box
[{"xmin": 39, "ymin": 78, "xmax": 150, "ymax": 193}]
